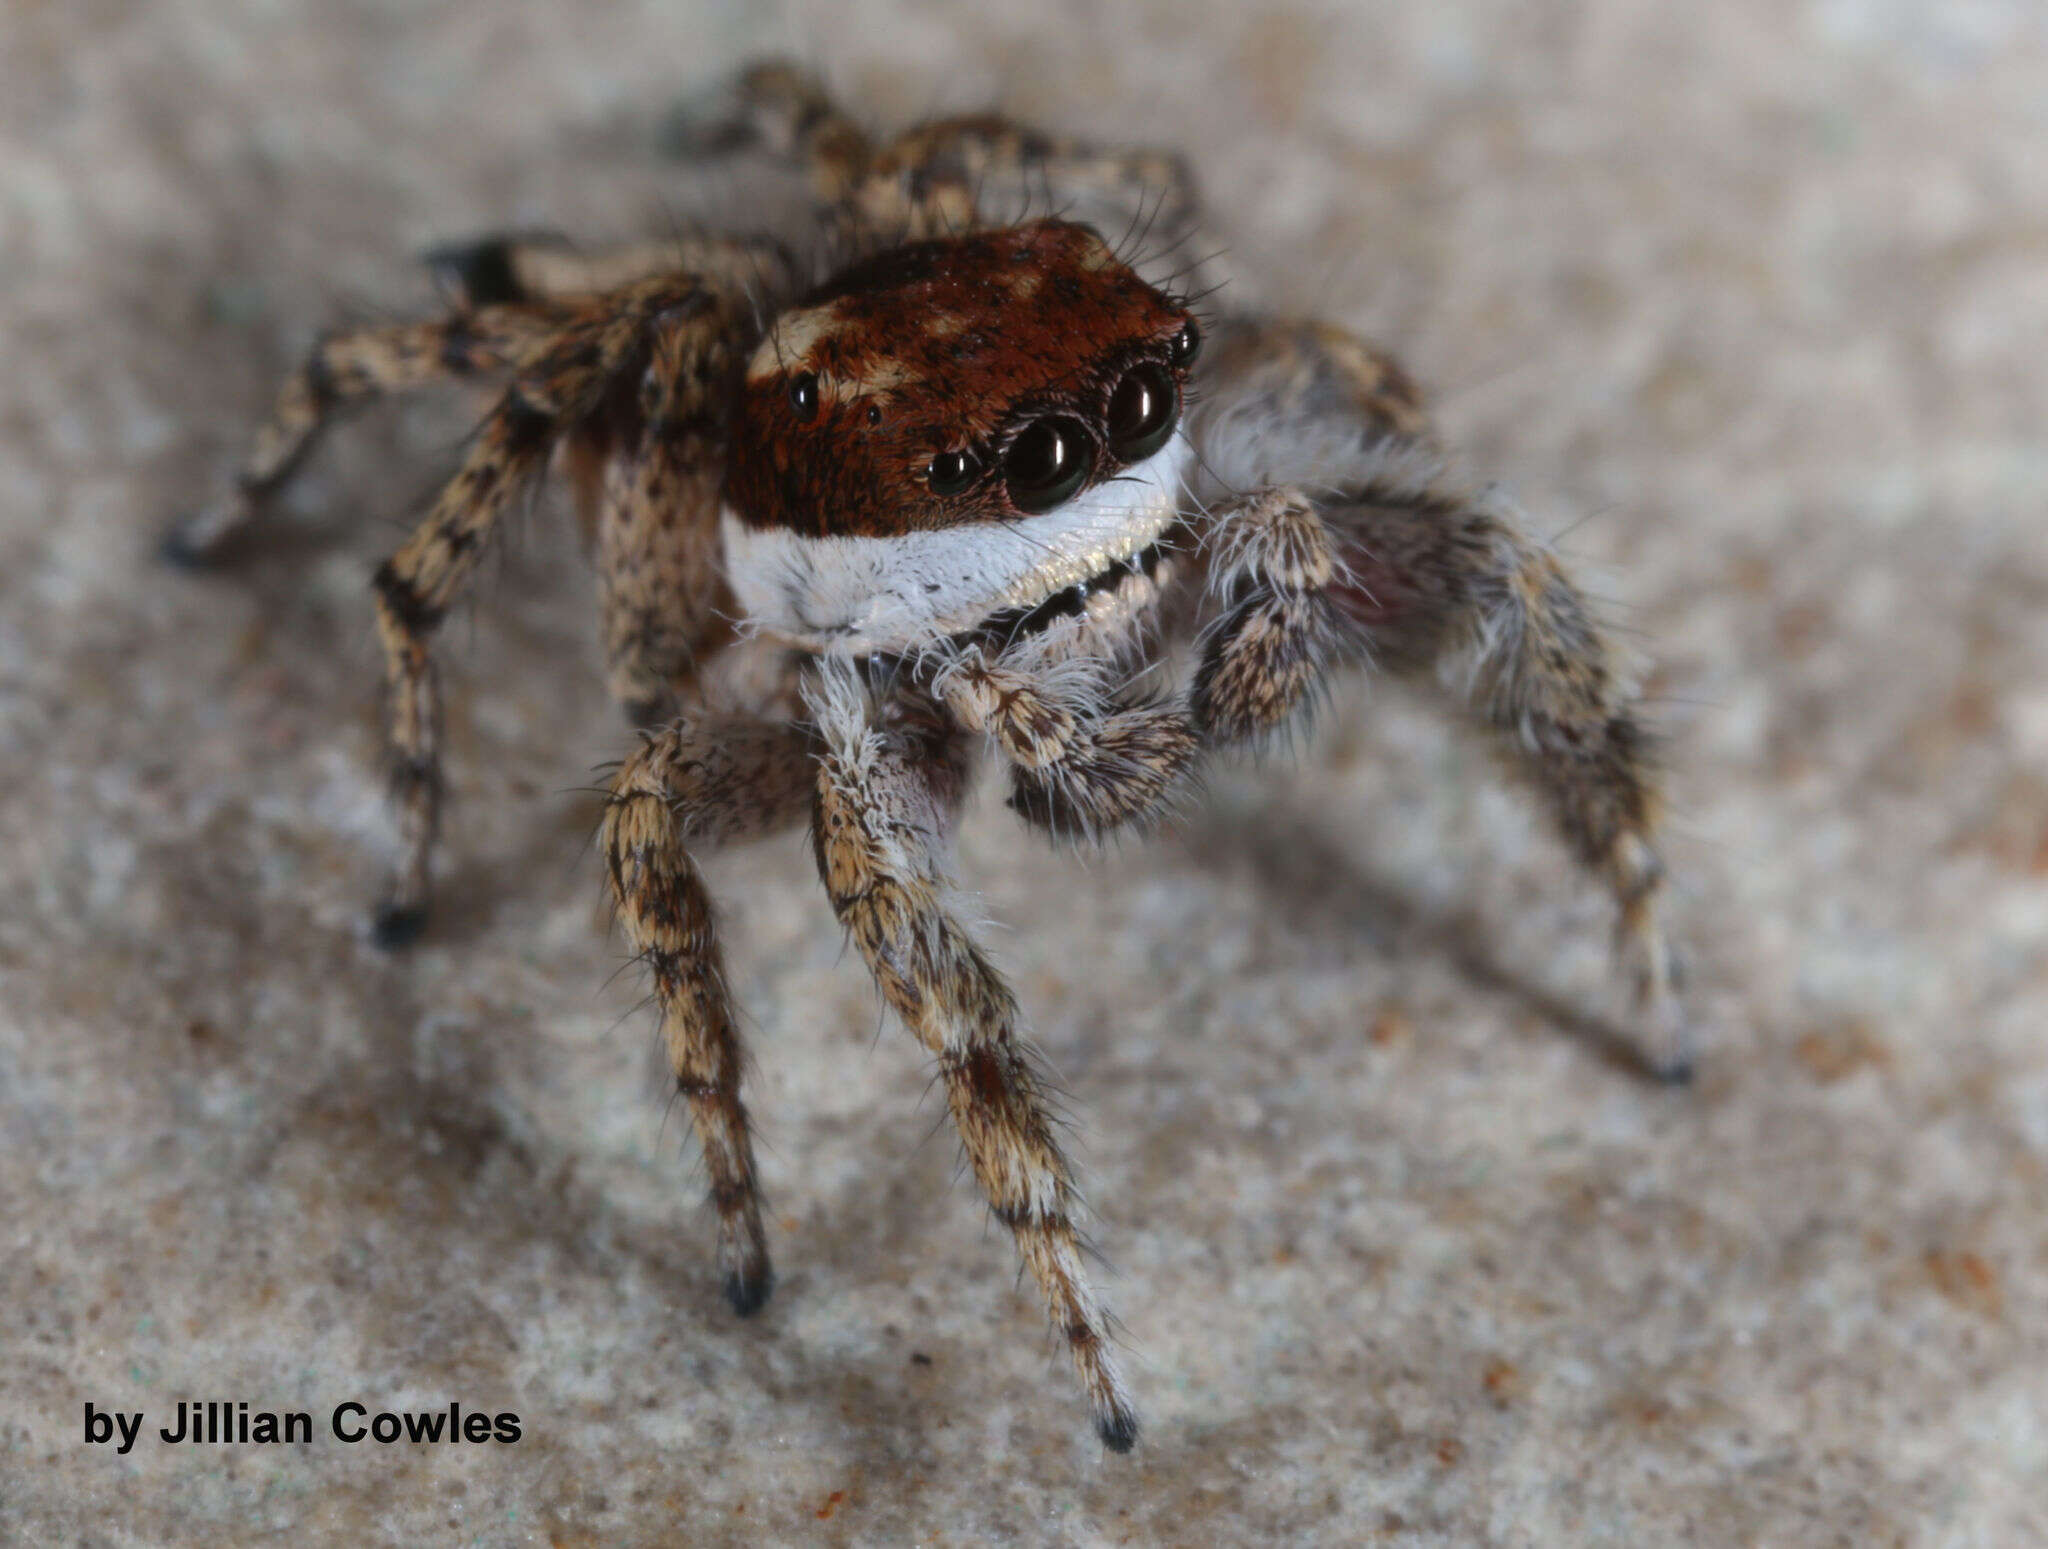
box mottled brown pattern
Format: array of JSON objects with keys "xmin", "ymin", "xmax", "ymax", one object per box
[
  {"xmin": 593, "ymin": 290, "xmax": 748, "ymax": 720},
  {"xmin": 714, "ymin": 58, "xmax": 877, "ymax": 204},
  {"xmin": 726, "ymin": 220, "xmax": 1193, "ymax": 537},
  {"xmin": 938, "ymin": 650, "xmax": 1083, "ymax": 770}
]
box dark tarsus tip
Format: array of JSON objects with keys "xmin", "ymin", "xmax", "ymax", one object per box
[
  {"xmin": 624, "ymin": 695, "xmax": 678, "ymax": 732},
  {"xmin": 723, "ymin": 1267, "xmax": 774, "ymax": 1318},
  {"xmin": 371, "ymin": 902, "xmax": 429, "ymax": 951},
  {"xmin": 657, "ymin": 98, "xmax": 758, "ymax": 160},
  {"xmin": 423, "ymin": 237, "xmax": 525, "ymax": 309},
  {"xmin": 158, "ymin": 518, "xmax": 220, "ymax": 570},
  {"xmin": 1652, "ymin": 1055, "xmax": 1695, "ymax": 1088},
  {"xmin": 1096, "ymin": 1408, "xmax": 1140, "ymax": 1455}
]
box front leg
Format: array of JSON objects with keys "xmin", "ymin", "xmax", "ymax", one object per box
[
  {"xmin": 603, "ymin": 712, "xmax": 817, "ymax": 1313},
  {"xmin": 1193, "ymin": 468, "xmax": 1685, "ymax": 1078},
  {"xmin": 934, "ymin": 648, "xmax": 1198, "ymax": 842},
  {"xmin": 1190, "ymin": 485, "xmax": 1345, "ymax": 743},
  {"xmin": 807, "ymin": 667, "xmax": 1140, "ymax": 1452},
  {"xmin": 1331, "ymin": 465, "xmax": 1685, "ymax": 1075}
]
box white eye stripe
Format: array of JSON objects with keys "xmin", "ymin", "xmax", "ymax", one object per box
[{"xmin": 721, "ymin": 434, "xmax": 1192, "ymax": 654}]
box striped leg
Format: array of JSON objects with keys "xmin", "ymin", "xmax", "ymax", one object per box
[
  {"xmin": 667, "ymin": 59, "xmax": 875, "ymax": 204},
  {"xmin": 166, "ymin": 304, "xmax": 566, "ymax": 562},
  {"xmin": 365, "ymin": 299, "xmax": 673, "ymax": 942},
  {"xmin": 592, "ymin": 291, "xmax": 744, "ymax": 723},
  {"xmin": 426, "ymin": 232, "xmax": 795, "ymax": 311},
  {"xmin": 860, "ymin": 114, "xmax": 1201, "ymax": 248},
  {"xmin": 1332, "ymin": 465, "xmax": 1685, "ymax": 1078},
  {"xmin": 603, "ymin": 713, "xmax": 817, "ymax": 1313},
  {"xmin": 808, "ymin": 670, "xmax": 1139, "ymax": 1452},
  {"xmin": 1189, "ymin": 315, "xmax": 1681, "ymax": 1073}
]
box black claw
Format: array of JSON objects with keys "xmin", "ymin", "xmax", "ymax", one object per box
[
  {"xmin": 657, "ymin": 95, "xmax": 756, "ymax": 159},
  {"xmin": 158, "ymin": 519, "xmax": 220, "ymax": 570},
  {"xmin": 723, "ymin": 1267, "xmax": 773, "ymax": 1318},
  {"xmin": 371, "ymin": 902, "xmax": 429, "ymax": 951},
  {"xmin": 624, "ymin": 695, "xmax": 679, "ymax": 732},
  {"xmin": 421, "ymin": 236, "xmax": 526, "ymax": 308},
  {"xmin": 1096, "ymin": 1409, "xmax": 1140, "ymax": 1454},
  {"xmin": 1652, "ymin": 1055, "xmax": 1696, "ymax": 1088}
]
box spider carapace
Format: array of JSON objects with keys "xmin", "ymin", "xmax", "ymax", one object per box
[{"xmin": 170, "ymin": 61, "xmax": 1684, "ymax": 1452}]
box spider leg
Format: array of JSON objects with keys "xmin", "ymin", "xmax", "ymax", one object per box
[
  {"xmin": 668, "ymin": 59, "xmax": 875, "ymax": 205},
  {"xmin": 857, "ymin": 114, "xmax": 1202, "ymax": 253},
  {"xmin": 366, "ymin": 284, "xmax": 699, "ymax": 942},
  {"xmin": 603, "ymin": 711, "xmax": 817, "ymax": 1315},
  {"xmin": 1199, "ymin": 461, "xmax": 1685, "ymax": 1075},
  {"xmin": 165, "ymin": 303, "xmax": 570, "ymax": 563},
  {"xmin": 426, "ymin": 232, "xmax": 795, "ymax": 312},
  {"xmin": 590, "ymin": 289, "xmax": 747, "ymax": 724},
  {"xmin": 807, "ymin": 667, "xmax": 1140, "ymax": 1453},
  {"xmin": 1329, "ymin": 467, "xmax": 1684, "ymax": 1075},
  {"xmin": 1190, "ymin": 485, "xmax": 1345, "ymax": 744},
  {"xmin": 934, "ymin": 648, "xmax": 1197, "ymax": 842},
  {"xmin": 1199, "ymin": 315, "xmax": 1435, "ymax": 448},
  {"xmin": 1188, "ymin": 316, "xmax": 1684, "ymax": 1075},
  {"xmin": 1184, "ymin": 318, "xmax": 1425, "ymax": 745}
]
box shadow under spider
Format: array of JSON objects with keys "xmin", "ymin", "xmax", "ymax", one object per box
[{"xmin": 1173, "ymin": 795, "xmax": 1666, "ymax": 1085}]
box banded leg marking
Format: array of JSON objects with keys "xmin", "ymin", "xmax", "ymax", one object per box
[
  {"xmin": 168, "ymin": 305, "xmax": 567, "ymax": 561},
  {"xmin": 809, "ymin": 672, "xmax": 1140, "ymax": 1452},
  {"xmin": 604, "ymin": 713, "xmax": 817, "ymax": 1312}
]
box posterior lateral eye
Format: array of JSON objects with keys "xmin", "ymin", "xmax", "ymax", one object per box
[
  {"xmin": 788, "ymin": 372, "xmax": 819, "ymax": 421},
  {"xmin": 1003, "ymin": 418, "xmax": 1093, "ymax": 513}
]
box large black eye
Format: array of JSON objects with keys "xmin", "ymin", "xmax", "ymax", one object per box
[
  {"xmin": 788, "ymin": 372, "xmax": 819, "ymax": 421},
  {"xmin": 927, "ymin": 447, "xmax": 983, "ymax": 496},
  {"xmin": 1106, "ymin": 363, "xmax": 1179, "ymax": 463},
  {"xmin": 1003, "ymin": 418, "xmax": 1092, "ymax": 513}
]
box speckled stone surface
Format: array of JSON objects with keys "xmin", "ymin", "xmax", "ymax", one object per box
[{"xmin": 5, "ymin": 3, "xmax": 2047, "ymax": 1543}]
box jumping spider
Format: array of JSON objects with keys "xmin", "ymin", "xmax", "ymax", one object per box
[{"xmin": 169, "ymin": 62, "xmax": 1685, "ymax": 1452}]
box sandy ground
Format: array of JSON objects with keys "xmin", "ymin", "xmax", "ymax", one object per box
[{"xmin": 4, "ymin": 2, "xmax": 2046, "ymax": 1544}]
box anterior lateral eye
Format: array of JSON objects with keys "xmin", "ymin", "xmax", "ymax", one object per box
[
  {"xmin": 927, "ymin": 447, "xmax": 983, "ymax": 495},
  {"xmin": 1106, "ymin": 363, "xmax": 1179, "ymax": 463},
  {"xmin": 1169, "ymin": 317, "xmax": 1201, "ymax": 368},
  {"xmin": 1003, "ymin": 418, "xmax": 1092, "ymax": 514}
]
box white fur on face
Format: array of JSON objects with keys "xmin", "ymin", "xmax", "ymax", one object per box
[{"xmin": 721, "ymin": 433, "xmax": 1192, "ymax": 655}]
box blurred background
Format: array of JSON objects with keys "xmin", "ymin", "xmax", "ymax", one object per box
[{"xmin": 3, "ymin": 2, "xmax": 2045, "ymax": 1542}]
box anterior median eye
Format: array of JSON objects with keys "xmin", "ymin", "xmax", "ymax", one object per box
[
  {"xmin": 1106, "ymin": 363, "xmax": 1179, "ymax": 463},
  {"xmin": 1003, "ymin": 418, "xmax": 1092, "ymax": 513},
  {"xmin": 927, "ymin": 447, "xmax": 984, "ymax": 495}
]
